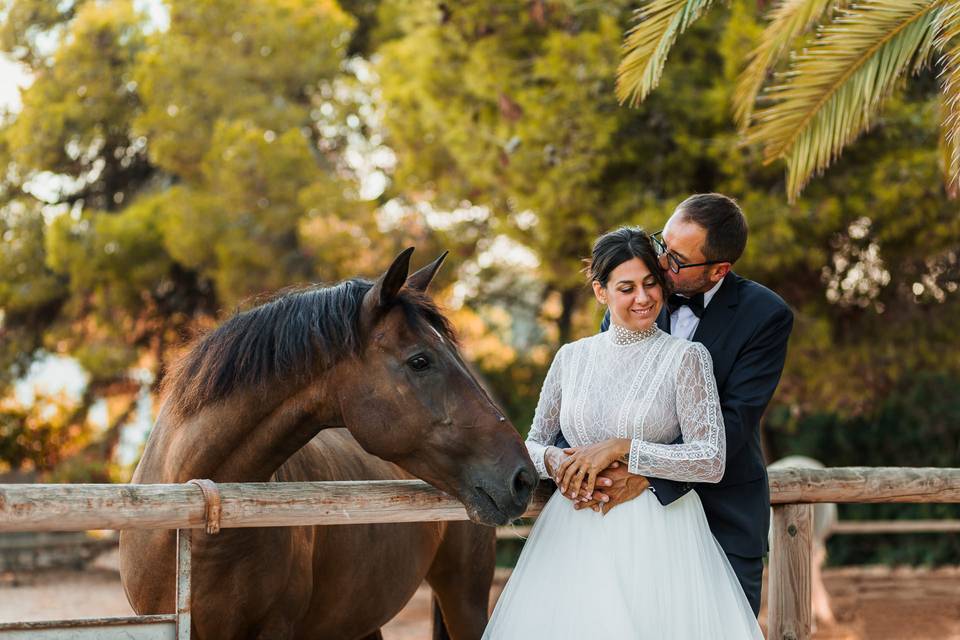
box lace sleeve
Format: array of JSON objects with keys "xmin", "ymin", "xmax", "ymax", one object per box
[
  {"xmin": 525, "ymin": 345, "xmax": 565, "ymax": 479},
  {"xmin": 627, "ymin": 342, "xmax": 726, "ymax": 482}
]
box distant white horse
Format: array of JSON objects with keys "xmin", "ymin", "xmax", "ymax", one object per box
[{"xmin": 768, "ymin": 455, "xmax": 837, "ymax": 628}]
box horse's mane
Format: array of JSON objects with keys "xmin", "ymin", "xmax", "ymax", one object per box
[{"xmin": 162, "ymin": 279, "xmax": 457, "ymax": 419}]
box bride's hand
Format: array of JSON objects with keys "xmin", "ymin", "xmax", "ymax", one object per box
[
  {"xmin": 555, "ymin": 438, "xmax": 630, "ymax": 500},
  {"xmin": 544, "ymin": 447, "xmax": 586, "ymax": 504},
  {"xmin": 543, "ymin": 446, "xmax": 566, "ymax": 479}
]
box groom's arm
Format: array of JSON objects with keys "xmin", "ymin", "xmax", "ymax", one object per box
[
  {"xmin": 646, "ymin": 480, "xmax": 691, "ymax": 505},
  {"xmin": 716, "ymin": 305, "xmax": 793, "ymax": 464},
  {"xmin": 646, "ymin": 437, "xmax": 692, "ymax": 505}
]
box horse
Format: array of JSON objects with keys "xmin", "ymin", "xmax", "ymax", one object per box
[{"xmin": 119, "ymin": 248, "xmax": 537, "ymax": 639}]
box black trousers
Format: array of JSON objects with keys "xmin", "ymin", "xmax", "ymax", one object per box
[{"xmin": 725, "ymin": 552, "xmax": 764, "ymax": 617}]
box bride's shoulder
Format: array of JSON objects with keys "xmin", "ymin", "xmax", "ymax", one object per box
[{"xmin": 555, "ymin": 333, "xmax": 602, "ymax": 358}]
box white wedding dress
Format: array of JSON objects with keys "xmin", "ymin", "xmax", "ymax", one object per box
[{"xmin": 483, "ymin": 325, "xmax": 763, "ymax": 639}]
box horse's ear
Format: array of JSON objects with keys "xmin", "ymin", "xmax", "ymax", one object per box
[
  {"xmin": 363, "ymin": 247, "xmax": 414, "ymax": 320},
  {"xmin": 406, "ymin": 251, "xmax": 448, "ymax": 292}
]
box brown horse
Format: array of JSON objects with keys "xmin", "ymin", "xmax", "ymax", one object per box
[{"xmin": 119, "ymin": 249, "xmax": 536, "ymax": 639}]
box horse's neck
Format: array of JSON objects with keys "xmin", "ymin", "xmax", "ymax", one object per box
[{"xmin": 140, "ymin": 376, "xmax": 344, "ymax": 484}]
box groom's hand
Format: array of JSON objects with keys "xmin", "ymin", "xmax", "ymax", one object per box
[{"xmin": 574, "ymin": 462, "xmax": 649, "ymax": 514}]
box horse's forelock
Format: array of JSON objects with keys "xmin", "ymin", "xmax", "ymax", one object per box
[{"xmin": 396, "ymin": 289, "xmax": 459, "ymax": 348}]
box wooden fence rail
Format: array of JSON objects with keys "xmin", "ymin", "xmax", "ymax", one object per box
[
  {"xmin": 2, "ymin": 467, "xmax": 958, "ymax": 534},
  {"xmin": 1, "ymin": 466, "xmax": 958, "ymax": 640},
  {"xmin": 0, "ymin": 479, "xmax": 556, "ymax": 533}
]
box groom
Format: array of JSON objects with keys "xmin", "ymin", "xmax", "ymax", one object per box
[{"xmin": 557, "ymin": 193, "xmax": 793, "ymax": 616}]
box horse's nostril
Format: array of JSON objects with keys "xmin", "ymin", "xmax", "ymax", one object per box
[{"xmin": 511, "ymin": 466, "xmax": 535, "ymax": 503}]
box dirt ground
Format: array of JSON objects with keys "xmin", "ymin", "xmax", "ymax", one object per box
[{"xmin": 1, "ymin": 552, "xmax": 958, "ymax": 639}]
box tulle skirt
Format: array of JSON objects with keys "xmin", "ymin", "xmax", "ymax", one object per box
[{"xmin": 484, "ymin": 488, "xmax": 763, "ymax": 639}]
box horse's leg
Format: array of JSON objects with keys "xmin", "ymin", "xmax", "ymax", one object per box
[{"xmin": 425, "ymin": 520, "xmax": 496, "ymax": 640}]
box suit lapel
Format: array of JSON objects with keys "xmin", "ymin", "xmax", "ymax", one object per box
[{"xmin": 691, "ymin": 273, "xmax": 739, "ymax": 350}]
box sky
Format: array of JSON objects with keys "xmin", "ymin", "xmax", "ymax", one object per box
[{"xmin": 0, "ymin": 54, "xmax": 29, "ymax": 112}]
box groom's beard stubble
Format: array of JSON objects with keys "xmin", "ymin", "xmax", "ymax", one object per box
[{"xmin": 670, "ymin": 271, "xmax": 712, "ymax": 298}]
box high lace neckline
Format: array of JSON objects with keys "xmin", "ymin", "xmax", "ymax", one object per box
[{"xmin": 608, "ymin": 322, "xmax": 660, "ymax": 345}]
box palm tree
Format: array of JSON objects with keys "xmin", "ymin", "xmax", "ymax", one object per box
[{"xmin": 617, "ymin": 0, "xmax": 960, "ymax": 202}]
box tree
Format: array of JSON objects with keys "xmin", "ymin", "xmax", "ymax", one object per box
[
  {"xmin": 0, "ymin": 0, "xmax": 388, "ymax": 469},
  {"xmin": 617, "ymin": 0, "xmax": 960, "ymax": 201},
  {"xmin": 371, "ymin": 0, "xmax": 960, "ymax": 425},
  {"xmin": 374, "ymin": 0, "xmax": 718, "ymax": 342}
]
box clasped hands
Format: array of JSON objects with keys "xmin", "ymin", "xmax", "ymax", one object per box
[{"xmin": 543, "ymin": 439, "xmax": 650, "ymax": 515}]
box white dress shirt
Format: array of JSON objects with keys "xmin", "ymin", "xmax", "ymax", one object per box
[{"xmin": 670, "ymin": 276, "xmax": 726, "ymax": 340}]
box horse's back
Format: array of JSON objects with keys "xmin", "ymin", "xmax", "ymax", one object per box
[{"xmin": 280, "ymin": 428, "xmax": 413, "ymax": 482}]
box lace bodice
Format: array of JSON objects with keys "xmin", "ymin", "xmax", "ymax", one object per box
[{"xmin": 525, "ymin": 327, "xmax": 726, "ymax": 483}]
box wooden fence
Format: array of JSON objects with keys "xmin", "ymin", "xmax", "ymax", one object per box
[{"xmin": 0, "ymin": 467, "xmax": 958, "ymax": 639}]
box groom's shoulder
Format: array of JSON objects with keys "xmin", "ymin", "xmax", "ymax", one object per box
[{"xmin": 732, "ymin": 273, "xmax": 791, "ymax": 318}]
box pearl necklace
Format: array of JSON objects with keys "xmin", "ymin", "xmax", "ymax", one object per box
[{"xmin": 610, "ymin": 323, "xmax": 659, "ymax": 345}]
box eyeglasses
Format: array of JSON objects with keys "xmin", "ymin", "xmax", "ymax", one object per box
[{"xmin": 650, "ymin": 231, "xmax": 727, "ymax": 275}]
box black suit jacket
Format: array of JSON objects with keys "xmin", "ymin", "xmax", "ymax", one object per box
[{"xmin": 596, "ymin": 272, "xmax": 793, "ymax": 557}]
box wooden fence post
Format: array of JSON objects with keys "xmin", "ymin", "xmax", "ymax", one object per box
[
  {"xmin": 176, "ymin": 528, "xmax": 191, "ymax": 640},
  {"xmin": 768, "ymin": 503, "xmax": 813, "ymax": 640}
]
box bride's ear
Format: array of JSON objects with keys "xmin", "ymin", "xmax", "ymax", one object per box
[{"xmin": 592, "ymin": 280, "xmax": 607, "ymax": 305}]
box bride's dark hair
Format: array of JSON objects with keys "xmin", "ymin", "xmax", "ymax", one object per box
[{"xmin": 587, "ymin": 227, "xmax": 668, "ymax": 293}]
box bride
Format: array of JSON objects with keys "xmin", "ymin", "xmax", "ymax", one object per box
[{"xmin": 483, "ymin": 227, "xmax": 762, "ymax": 639}]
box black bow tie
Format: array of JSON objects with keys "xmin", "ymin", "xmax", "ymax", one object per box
[{"xmin": 667, "ymin": 293, "xmax": 705, "ymax": 318}]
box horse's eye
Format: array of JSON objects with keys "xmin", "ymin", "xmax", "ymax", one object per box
[{"xmin": 408, "ymin": 355, "xmax": 430, "ymax": 371}]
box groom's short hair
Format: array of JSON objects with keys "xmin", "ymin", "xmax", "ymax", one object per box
[{"xmin": 675, "ymin": 193, "xmax": 748, "ymax": 264}]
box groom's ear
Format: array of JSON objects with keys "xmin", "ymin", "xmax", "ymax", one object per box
[{"xmin": 710, "ymin": 263, "xmax": 731, "ymax": 282}]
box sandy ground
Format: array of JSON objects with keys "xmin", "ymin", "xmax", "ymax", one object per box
[{"xmin": 1, "ymin": 551, "xmax": 959, "ymax": 639}]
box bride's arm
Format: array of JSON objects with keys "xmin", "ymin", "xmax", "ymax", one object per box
[
  {"xmin": 525, "ymin": 345, "xmax": 566, "ymax": 480},
  {"xmin": 625, "ymin": 342, "xmax": 726, "ymax": 483}
]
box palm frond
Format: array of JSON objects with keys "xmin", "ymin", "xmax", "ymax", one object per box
[
  {"xmin": 937, "ymin": 111, "xmax": 960, "ymax": 196},
  {"xmin": 746, "ymin": 0, "xmax": 944, "ymax": 202},
  {"xmin": 733, "ymin": 0, "xmax": 846, "ymax": 130},
  {"xmin": 935, "ymin": 0, "xmax": 960, "ymax": 194},
  {"xmin": 616, "ymin": 0, "xmax": 716, "ymax": 106}
]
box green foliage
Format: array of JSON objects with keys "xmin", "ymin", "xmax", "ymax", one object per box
[
  {"xmin": 746, "ymin": 0, "xmax": 943, "ymax": 201},
  {"xmin": 0, "ymin": 0, "xmax": 400, "ymax": 476},
  {"xmin": 614, "ymin": 0, "xmax": 960, "ymax": 201},
  {"xmin": 0, "ymin": 0, "xmax": 380, "ymax": 399},
  {"xmin": 373, "ymin": 0, "xmax": 960, "ymax": 418},
  {"xmin": 133, "ymin": 0, "xmax": 355, "ymax": 178},
  {"xmin": 4, "ymin": 1, "xmax": 148, "ymax": 199},
  {"xmin": 375, "ymin": 1, "xmax": 738, "ymax": 339},
  {"xmin": 0, "ymin": 394, "xmax": 92, "ymax": 473}
]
